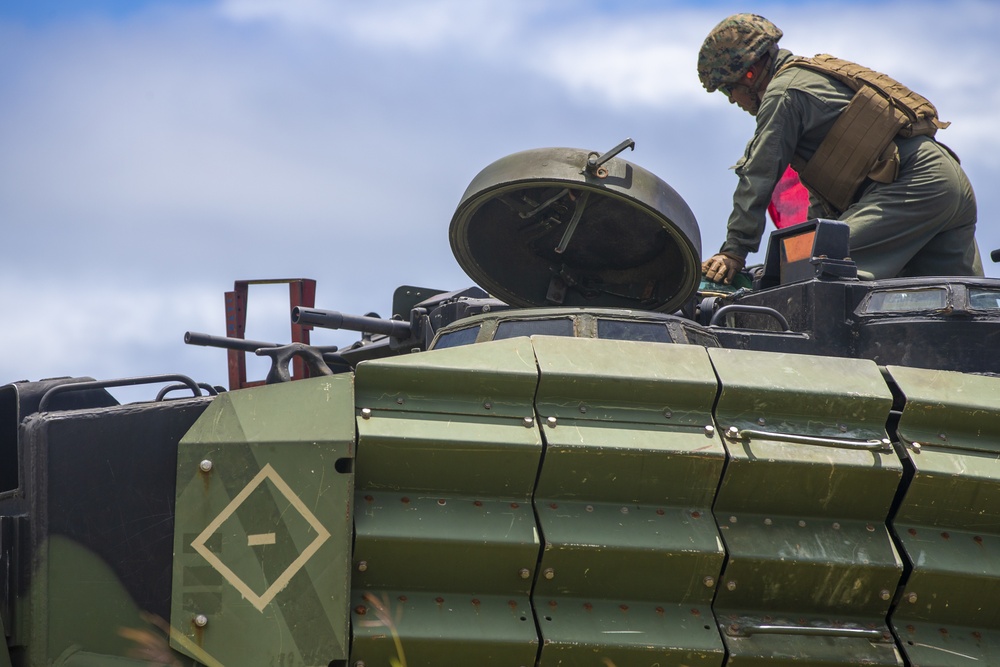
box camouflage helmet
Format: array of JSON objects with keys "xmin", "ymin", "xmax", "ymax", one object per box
[{"xmin": 698, "ymin": 14, "xmax": 782, "ymax": 92}]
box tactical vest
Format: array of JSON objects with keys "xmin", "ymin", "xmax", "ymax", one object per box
[{"xmin": 777, "ymin": 54, "xmax": 950, "ymax": 212}]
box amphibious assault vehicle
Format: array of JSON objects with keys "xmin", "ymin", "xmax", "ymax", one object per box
[{"xmin": 2, "ymin": 141, "xmax": 1000, "ymax": 667}]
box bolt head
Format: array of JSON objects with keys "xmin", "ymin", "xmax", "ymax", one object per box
[
  {"xmin": 198, "ymin": 459, "xmax": 213, "ymax": 473},
  {"xmin": 726, "ymin": 580, "xmax": 737, "ymax": 591},
  {"xmin": 703, "ymin": 576, "xmax": 715, "ymax": 588},
  {"xmin": 523, "ymin": 416, "xmax": 534, "ymax": 427},
  {"xmin": 361, "ymin": 408, "xmax": 372, "ymax": 419},
  {"xmin": 519, "ymin": 568, "xmax": 531, "ymax": 579},
  {"xmin": 906, "ymin": 592, "xmax": 918, "ymax": 604},
  {"xmin": 705, "ymin": 424, "xmax": 715, "ymax": 436},
  {"xmin": 543, "ymin": 568, "xmax": 555, "ymax": 580},
  {"xmin": 880, "ymin": 589, "xmax": 891, "ymax": 601},
  {"xmin": 193, "ymin": 614, "xmax": 208, "ymax": 628},
  {"xmin": 546, "ymin": 416, "xmax": 557, "ymax": 427},
  {"xmin": 357, "ymin": 561, "xmax": 368, "ymax": 572}
]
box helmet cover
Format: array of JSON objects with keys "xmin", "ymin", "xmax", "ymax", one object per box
[{"xmin": 698, "ymin": 14, "xmax": 782, "ymax": 92}]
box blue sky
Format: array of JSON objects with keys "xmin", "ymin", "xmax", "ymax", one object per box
[{"xmin": 2, "ymin": 0, "xmax": 998, "ymax": 396}]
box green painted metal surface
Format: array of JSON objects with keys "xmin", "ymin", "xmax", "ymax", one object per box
[
  {"xmin": 171, "ymin": 376, "xmax": 355, "ymax": 667},
  {"xmin": 532, "ymin": 338, "xmax": 727, "ymax": 666},
  {"xmin": 354, "ymin": 336, "xmax": 539, "ymax": 419},
  {"xmin": 886, "ymin": 366, "xmax": 1000, "ymax": 666},
  {"xmin": 352, "ymin": 338, "xmax": 543, "ymax": 666},
  {"xmin": 533, "ymin": 335, "xmax": 718, "ymax": 427},
  {"xmin": 709, "ymin": 349, "xmax": 904, "ymax": 666}
]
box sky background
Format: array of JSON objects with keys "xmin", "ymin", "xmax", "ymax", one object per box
[{"xmin": 2, "ymin": 0, "xmax": 998, "ymax": 400}]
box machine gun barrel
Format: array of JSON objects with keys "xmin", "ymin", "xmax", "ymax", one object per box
[
  {"xmin": 291, "ymin": 307, "xmax": 412, "ymax": 339},
  {"xmin": 184, "ymin": 331, "xmax": 340, "ymax": 354},
  {"xmin": 184, "ymin": 331, "xmax": 282, "ymax": 352}
]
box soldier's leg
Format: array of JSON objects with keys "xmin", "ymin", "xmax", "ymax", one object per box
[{"xmin": 840, "ymin": 140, "xmax": 980, "ymax": 278}]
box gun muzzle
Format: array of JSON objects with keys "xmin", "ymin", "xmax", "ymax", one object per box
[{"xmin": 291, "ymin": 307, "xmax": 412, "ymax": 339}]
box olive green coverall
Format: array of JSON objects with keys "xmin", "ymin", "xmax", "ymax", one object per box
[{"xmin": 722, "ymin": 49, "xmax": 983, "ymax": 279}]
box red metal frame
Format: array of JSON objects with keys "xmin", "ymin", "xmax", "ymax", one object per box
[{"xmin": 224, "ymin": 278, "xmax": 317, "ymax": 390}]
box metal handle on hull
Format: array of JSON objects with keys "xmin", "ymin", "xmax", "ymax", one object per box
[
  {"xmin": 727, "ymin": 624, "xmax": 887, "ymax": 641},
  {"xmin": 38, "ymin": 374, "xmax": 204, "ymax": 411},
  {"xmin": 725, "ymin": 427, "xmax": 891, "ymax": 451}
]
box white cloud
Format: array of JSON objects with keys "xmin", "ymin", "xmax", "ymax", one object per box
[{"xmin": 218, "ymin": 0, "xmax": 533, "ymax": 52}]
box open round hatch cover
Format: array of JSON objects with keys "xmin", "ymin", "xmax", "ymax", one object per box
[{"xmin": 449, "ymin": 145, "xmax": 702, "ymax": 313}]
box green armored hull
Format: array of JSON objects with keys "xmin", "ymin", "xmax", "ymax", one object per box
[{"xmin": 3, "ymin": 143, "xmax": 1000, "ymax": 666}]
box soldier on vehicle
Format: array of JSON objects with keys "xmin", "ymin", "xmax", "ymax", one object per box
[{"xmin": 698, "ymin": 13, "xmax": 983, "ymax": 284}]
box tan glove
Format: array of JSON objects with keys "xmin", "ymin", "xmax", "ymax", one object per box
[{"xmin": 702, "ymin": 252, "xmax": 745, "ymax": 285}]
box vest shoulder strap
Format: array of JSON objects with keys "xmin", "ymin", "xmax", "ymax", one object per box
[{"xmin": 777, "ymin": 54, "xmax": 949, "ymax": 136}]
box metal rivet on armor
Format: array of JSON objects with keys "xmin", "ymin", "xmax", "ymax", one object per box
[
  {"xmin": 880, "ymin": 589, "xmax": 891, "ymax": 601},
  {"xmin": 199, "ymin": 459, "xmax": 213, "ymax": 473},
  {"xmin": 838, "ymin": 424, "xmax": 848, "ymax": 433},
  {"xmin": 798, "ymin": 520, "xmax": 806, "ymax": 528},
  {"xmin": 729, "ymin": 515, "xmax": 737, "ymax": 524},
  {"xmin": 519, "ymin": 568, "xmax": 531, "ymax": 579},
  {"xmin": 727, "ymin": 426, "xmax": 739, "ymax": 439},
  {"xmin": 705, "ymin": 425, "xmax": 715, "ymax": 437},
  {"xmin": 939, "ymin": 433, "xmax": 947, "ymax": 441},
  {"xmin": 703, "ymin": 576, "xmax": 715, "ymax": 588},
  {"xmin": 544, "ymin": 568, "xmax": 555, "ymax": 580},
  {"xmin": 726, "ymin": 580, "xmax": 737, "ymax": 591},
  {"xmin": 193, "ymin": 614, "xmax": 208, "ymax": 628},
  {"xmin": 523, "ymin": 417, "xmax": 534, "ymax": 428},
  {"xmin": 357, "ymin": 561, "xmax": 368, "ymax": 572},
  {"xmin": 484, "ymin": 401, "xmax": 493, "ymax": 410},
  {"xmin": 396, "ymin": 397, "xmax": 404, "ymax": 405},
  {"xmin": 832, "ymin": 522, "xmax": 841, "ymax": 530},
  {"xmin": 585, "ymin": 505, "xmax": 594, "ymax": 512},
  {"xmin": 579, "ymin": 405, "xmax": 588, "ymax": 414},
  {"xmin": 663, "ymin": 409, "xmax": 673, "ymax": 419},
  {"xmin": 906, "ymin": 592, "xmax": 918, "ymax": 604},
  {"xmin": 867, "ymin": 524, "xmax": 876, "ymax": 532},
  {"xmin": 911, "ymin": 442, "xmax": 922, "ymax": 452},
  {"xmin": 361, "ymin": 408, "xmax": 372, "ymax": 419},
  {"xmin": 546, "ymin": 416, "xmax": 557, "ymax": 427},
  {"xmin": 355, "ymin": 662, "xmax": 366, "ymax": 667},
  {"xmin": 620, "ymin": 506, "xmax": 629, "ymax": 514},
  {"xmin": 757, "ymin": 417, "xmax": 766, "ymax": 426},
  {"xmin": 764, "ymin": 518, "xmax": 772, "ymax": 526}
]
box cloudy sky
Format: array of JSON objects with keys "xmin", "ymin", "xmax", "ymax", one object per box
[{"xmin": 2, "ymin": 0, "xmax": 998, "ymax": 399}]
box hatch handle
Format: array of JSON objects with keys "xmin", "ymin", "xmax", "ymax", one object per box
[
  {"xmin": 554, "ymin": 190, "xmax": 590, "ymax": 254},
  {"xmin": 728, "ymin": 624, "xmax": 887, "ymax": 641},
  {"xmin": 586, "ymin": 137, "xmax": 635, "ymax": 175},
  {"xmin": 725, "ymin": 427, "xmax": 891, "ymax": 451}
]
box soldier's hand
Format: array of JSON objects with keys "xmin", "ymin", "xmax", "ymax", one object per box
[{"xmin": 702, "ymin": 252, "xmax": 745, "ymax": 285}]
